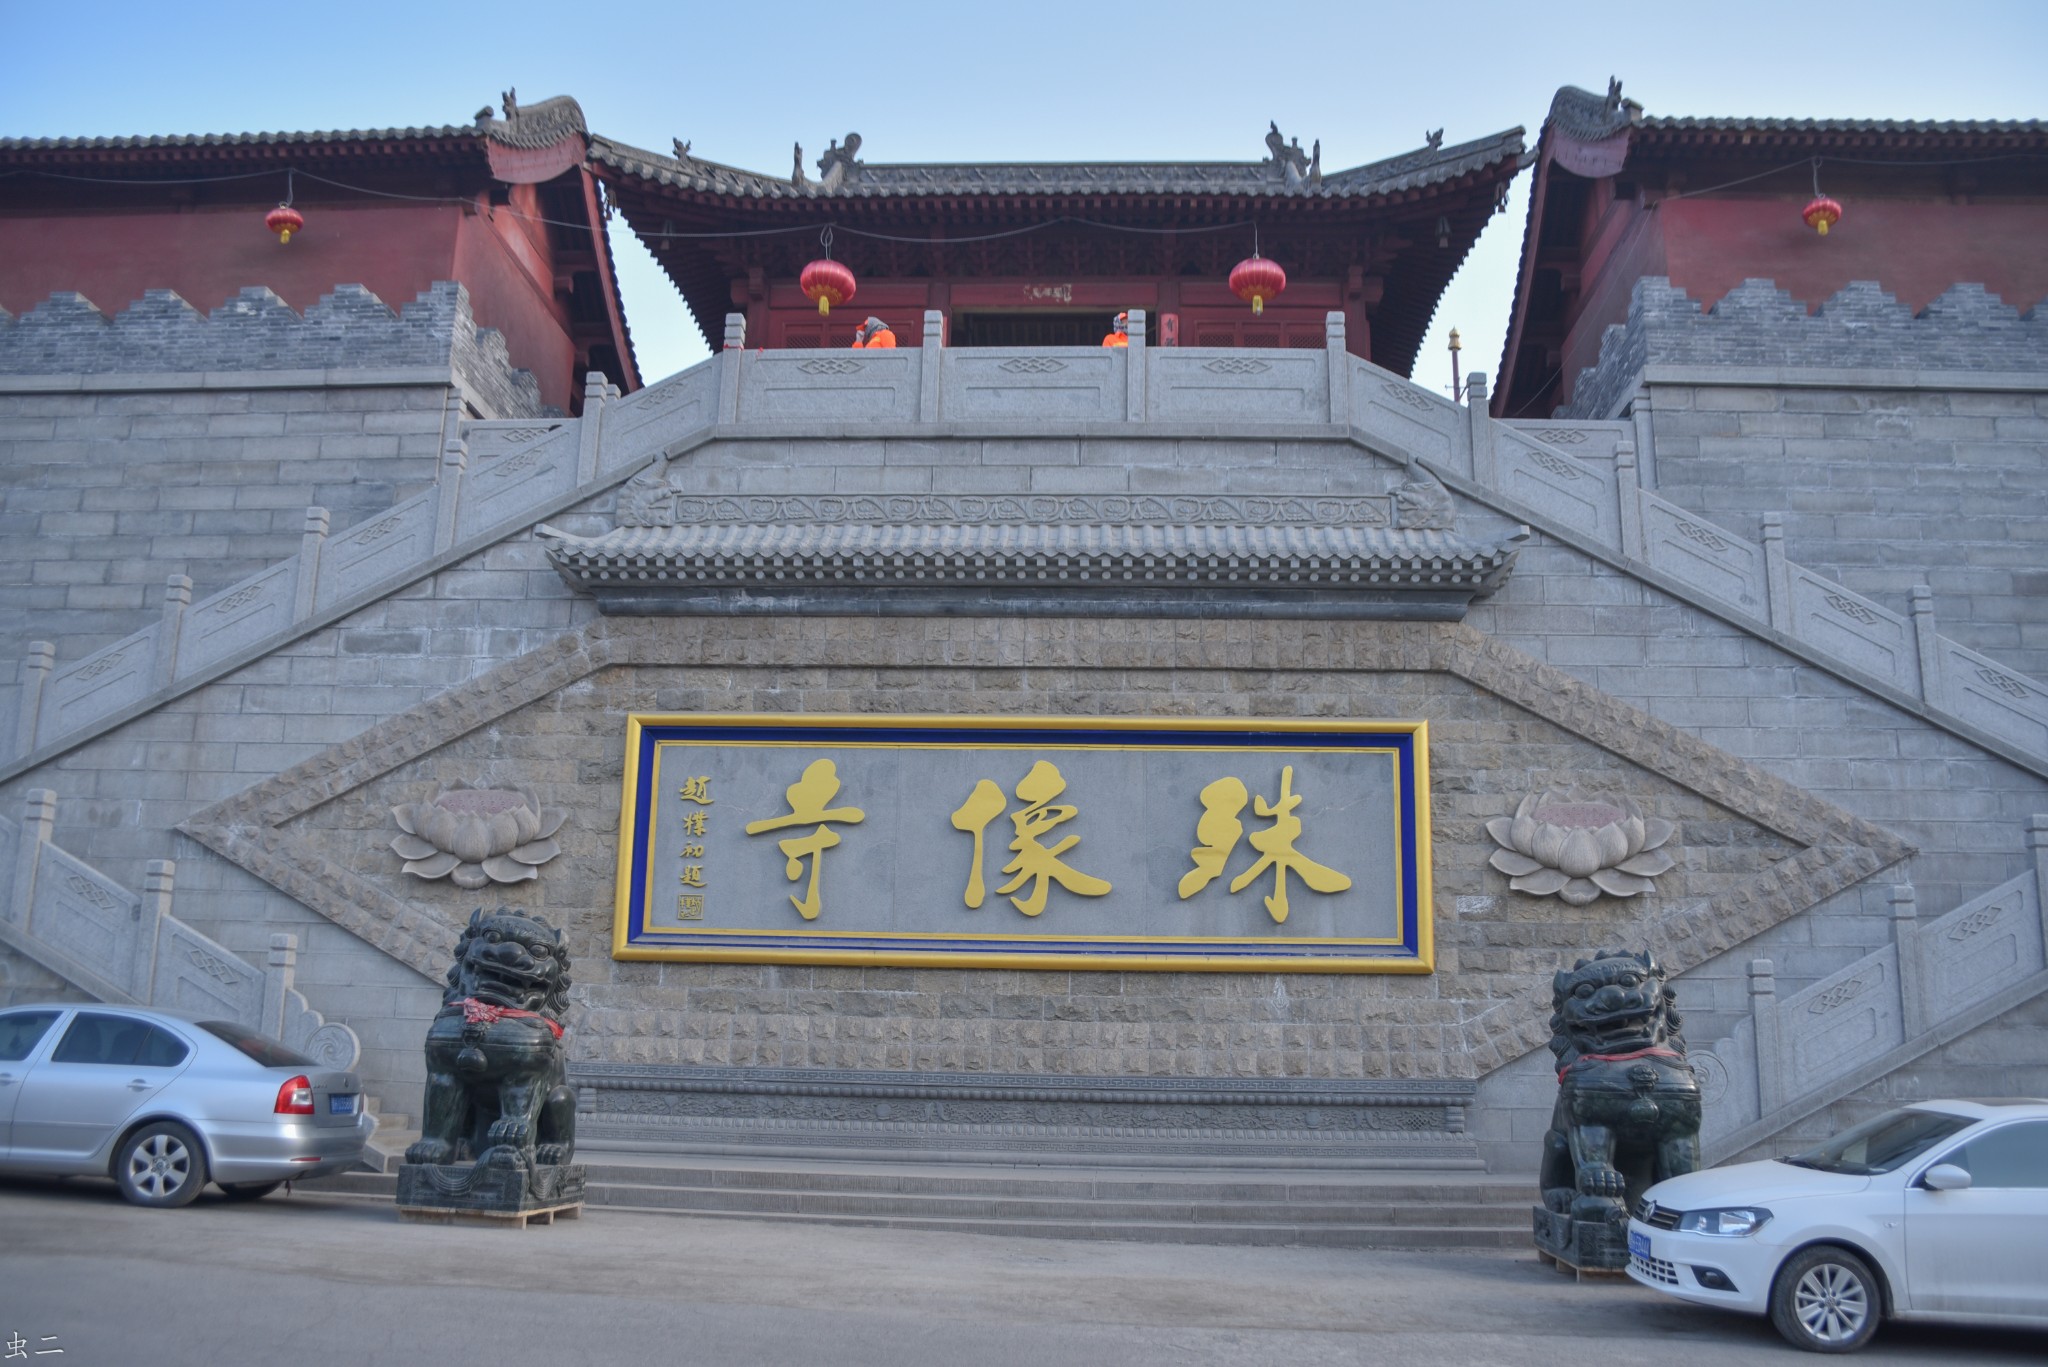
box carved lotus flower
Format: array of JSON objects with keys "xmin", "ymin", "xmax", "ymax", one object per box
[
  {"xmin": 1486, "ymin": 791, "xmax": 1677, "ymax": 906},
  {"xmin": 391, "ymin": 784, "xmax": 567, "ymax": 889}
]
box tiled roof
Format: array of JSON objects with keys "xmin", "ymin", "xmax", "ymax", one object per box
[
  {"xmin": 0, "ymin": 125, "xmax": 478, "ymax": 152},
  {"xmin": 587, "ymin": 128, "xmax": 1524, "ymax": 202}
]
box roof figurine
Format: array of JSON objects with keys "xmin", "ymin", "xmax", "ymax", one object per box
[{"xmin": 818, "ymin": 133, "xmax": 863, "ymax": 190}]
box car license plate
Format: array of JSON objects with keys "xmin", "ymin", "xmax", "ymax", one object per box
[
  {"xmin": 1628, "ymin": 1229, "xmax": 1651, "ymax": 1261},
  {"xmin": 329, "ymin": 1094, "xmax": 357, "ymax": 1115}
]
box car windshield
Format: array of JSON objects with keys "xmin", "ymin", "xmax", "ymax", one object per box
[
  {"xmin": 197, "ymin": 1020, "xmax": 317, "ymax": 1068},
  {"xmin": 1782, "ymin": 1107, "xmax": 1975, "ymax": 1174}
]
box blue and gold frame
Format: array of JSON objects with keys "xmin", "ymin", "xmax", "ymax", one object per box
[{"xmin": 613, "ymin": 714, "xmax": 1432, "ymax": 973}]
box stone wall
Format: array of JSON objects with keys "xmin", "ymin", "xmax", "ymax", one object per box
[
  {"xmin": 0, "ymin": 281, "xmax": 545, "ymax": 419},
  {"xmin": 1546, "ymin": 277, "xmax": 2048, "ymax": 680},
  {"xmin": 0, "ymin": 941, "xmax": 89, "ymax": 1008},
  {"xmin": 1559, "ymin": 277, "xmax": 2047, "ymax": 424},
  {"xmin": 1641, "ymin": 379, "xmax": 2048, "ymax": 680}
]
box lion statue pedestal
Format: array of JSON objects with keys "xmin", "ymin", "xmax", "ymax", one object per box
[
  {"xmin": 1532, "ymin": 950, "xmax": 1701, "ymax": 1276},
  {"xmin": 395, "ymin": 908, "xmax": 585, "ymax": 1227}
]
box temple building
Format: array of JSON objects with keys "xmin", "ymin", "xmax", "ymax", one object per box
[{"xmin": 0, "ymin": 85, "xmax": 2043, "ymax": 1239}]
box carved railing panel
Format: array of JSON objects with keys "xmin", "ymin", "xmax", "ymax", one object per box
[
  {"xmin": 1638, "ymin": 491, "xmax": 1767, "ymax": 617},
  {"xmin": 1495, "ymin": 431, "xmax": 1621, "ymax": 546},
  {"xmin": 941, "ymin": 348, "xmax": 1125, "ymax": 421},
  {"xmin": 737, "ymin": 349, "xmax": 922, "ymax": 422},
  {"xmin": 1149, "ymin": 349, "xmax": 1326, "ymax": 422},
  {"xmin": 457, "ymin": 425, "xmax": 582, "ymax": 541},
  {"xmin": 40, "ymin": 631, "xmax": 158, "ymax": 746},
  {"xmin": 177, "ymin": 562, "xmax": 298, "ymax": 677},
  {"xmin": 1785, "ymin": 570, "xmax": 1917, "ymax": 693},
  {"xmin": 313, "ymin": 491, "xmax": 436, "ymax": 613}
]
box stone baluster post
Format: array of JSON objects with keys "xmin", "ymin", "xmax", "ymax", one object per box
[
  {"xmin": 1325, "ymin": 312, "xmax": 1349, "ymax": 427},
  {"xmin": 718, "ymin": 313, "xmax": 746, "ymax": 425},
  {"xmin": 433, "ymin": 426, "xmax": 468, "ymax": 555},
  {"xmin": 9, "ymin": 790, "xmax": 55, "ymax": 929},
  {"xmin": 2029, "ymin": 815, "xmax": 2048, "ymax": 962},
  {"xmin": 1749, "ymin": 959, "xmax": 1785, "ymax": 1115},
  {"xmin": 293, "ymin": 508, "xmax": 331, "ymax": 623},
  {"xmin": 134, "ymin": 860, "xmax": 173, "ymax": 1004},
  {"xmin": 15, "ymin": 642, "xmax": 54, "ymax": 758},
  {"xmin": 263, "ymin": 932, "xmax": 301, "ymax": 1040},
  {"xmin": 1615, "ymin": 442, "xmax": 1646, "ymax": 562},
  {"xmin": 1629, "ymin": 386, "xmax": 1657, "ymax": 488},
  {"xmin": 151, "ymin": 575, "xmax": 192, "ymax": 692},
  {"xmin": 577, "ymin": 371, "xmax": 608, "ymax": 484},
  {"xmin": 1890, "ymin": 884, "xmax": 1930, "ymax": 1039},
  {"xmin": 1910, "ymin": 585, "xmax": 1943, "ymax": 707},
  {"xmin": 1465, "ymin": 372, "xmax": 1494, "ymax": 485},
  {"xmin": 1760, "ymin": 513, "xmax": 1792, "ymax": 631},
  {"xmin": 1124, "ymin": 308, "xmax": 1148, "ymax": 421},
  {"xmin": 919, "ymin": 310, "xmax": 944, "ymax": 422}
]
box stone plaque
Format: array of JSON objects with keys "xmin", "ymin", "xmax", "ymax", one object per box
[{"xmin": 614, "ymin": 715, "xmax": 1432, "ymax": 972}]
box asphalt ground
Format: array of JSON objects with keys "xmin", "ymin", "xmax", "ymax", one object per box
[{"xmin": 1, "ymin": 1174, "xmax": 2041, "ymax": 1366}]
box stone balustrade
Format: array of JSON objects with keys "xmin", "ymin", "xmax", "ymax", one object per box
[
  {"xmin": 0, "ymin": 790, "xmax": 359, "ymax": 1067},
  {"xmin": 6, "ymin": 310, "xmax": 2047, "ymax": 780}
]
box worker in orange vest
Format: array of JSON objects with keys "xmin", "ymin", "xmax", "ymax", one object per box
[
  {"xmin": 1101, "ymin": 312, "xmax": 1130, "ymax": 347},
  {"xmin": 850, "ymin": 317, "xmax": 896, "ymax": 349}
]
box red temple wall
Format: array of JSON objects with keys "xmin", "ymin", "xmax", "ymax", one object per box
[
  {"xmin": 1557, "ymin": 195, "xmax": 2048, "ymax": 406},
  {"xmin": 0, "ymin": 199, "xmax": 581, "ymax": 410}
]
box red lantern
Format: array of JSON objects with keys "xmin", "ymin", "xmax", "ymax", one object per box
[
  {"xmin": 1802, "ymin": 196, "xmax": 1842, "ymax": 237},
  {"xmin": 800, "ymin": 258, "xmax": 856, "ymax": 316},
  {"xmin": 1229, "ymin": 253, "xmax": 1287, "ymax": 315},
  {"xmin": 265, "ymin": 204, "xmax": 304, "ymax": 244}
]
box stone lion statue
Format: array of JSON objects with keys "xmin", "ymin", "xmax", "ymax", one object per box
[
  {"xmin": 404, "ymin": 907, "xmax": 576, "ymax": 1171},
  {"xmin": 1539, "ymin": 949, "xmax": 1701, "ymax": 1228}
]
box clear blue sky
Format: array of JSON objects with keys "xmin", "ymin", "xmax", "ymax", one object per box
[{"xmin": 5, "ymin": 1, "xmax": 2043, "ymax": 398}]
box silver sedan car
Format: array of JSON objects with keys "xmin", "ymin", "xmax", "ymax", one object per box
[{"xmin": 0, "ymin": 1002, "xmax": 373, "ymax": 1207}]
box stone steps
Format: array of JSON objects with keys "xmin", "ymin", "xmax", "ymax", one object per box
[{"xmin": 303, "ymin": 1154, "xmax": 1534, "ymax": 1249}]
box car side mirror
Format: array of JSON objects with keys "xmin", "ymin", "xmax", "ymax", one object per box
[{"xmin": 1922, "ymin": 1163, "xmax": 1972, "ymax": 1192}]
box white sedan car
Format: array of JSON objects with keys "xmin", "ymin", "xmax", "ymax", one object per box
[{"xmin": 1626, "ymin": 1099, "xmax": 2048, "ymax": 1352}]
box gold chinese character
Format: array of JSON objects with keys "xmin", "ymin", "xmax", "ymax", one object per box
[
  {"xmin": 744, "ymin": 758, "xmax": 865, "ymax": 921},
  {"xmin": 680, "ymin": 810, "xmax": 708, "ymax": 838},
  {"xmin": 951, "ymin": 760, "xmax": 1111, "ymax": 917},
  {"xmin": 1177, "ymin": 765, "xmax": 1350, "ymax": 924},
  {"xmin": 679, "ymin": 865, "xmax": 707, "ymax": 888},
  {"xmin": 676, "ymin": 894, "xmax": 705, "ymax": 920},
  {"xmin": 678, "ymin": 776, "xmax": 714, "ymax": 806},
  {"xmin": 682, "ymin": 843, "xmax": 705, "ymax": 858}
]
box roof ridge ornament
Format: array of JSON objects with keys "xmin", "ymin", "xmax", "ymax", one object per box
[
  {"xmin": 1263, "ymin": 121, "xmax": 1319, "ymax": 188},
  {"xmin": 818, "ymin": 133, "xmax": 863, "ymax": 190}
]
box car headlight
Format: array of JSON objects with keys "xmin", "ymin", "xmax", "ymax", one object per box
[{"xmin": 1676, "ymin": 1207, "xmax": 1772, "ymax": 1237}]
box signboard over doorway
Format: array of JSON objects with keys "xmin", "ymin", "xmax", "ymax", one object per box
[{"xmin": 613, "ymin": 715, "xmax": 1432, "ymax": 972}]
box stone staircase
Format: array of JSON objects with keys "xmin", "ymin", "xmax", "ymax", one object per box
[
  {"xmin": 9, "ymin": 317, "xmax": 2047, "ymax": 785},
  {"xmin": 1695, "ymin": 815, "xmax": 2048, "ymax": 1162},
  {"xmin": 0, "ymin": 789, "xmax": 358, "ymax": 1070},
  {"xmin": 306, "ymin": 1152, "xmax": 1531, "ymax": 1249}
]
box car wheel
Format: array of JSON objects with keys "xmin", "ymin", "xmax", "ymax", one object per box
[
  {"xmin": 1770, "ymin": 1245, "xmax": 1881, "ymax": 1353},
  {"xmin": 217, "ymin": 1181, "xmax": 283, "ymax": 1202},
  {"xmin": 114, "ymin": 1121, "xmax": 207, "ymax": 1209}
]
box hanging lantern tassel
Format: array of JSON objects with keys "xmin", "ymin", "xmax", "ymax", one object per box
[
  {"xmin": 1230, "ymin": 253, "xmax": 1287, "ymax": 316},
  {"xmin": 265, "ymin": 204, "xmax": 304, "ymax": 245},
  {"xmin": 1802, "ymin": 195, "xmax": 1842, "ymax": 237},
  {"xmin": 800, "ymin": 258, "xmax": 856, "ymax": 315}
]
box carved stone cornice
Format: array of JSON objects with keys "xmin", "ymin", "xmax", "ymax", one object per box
[{"xmin": 537, "ymin": 485, "xmax": 1525, "ymax": 619}]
